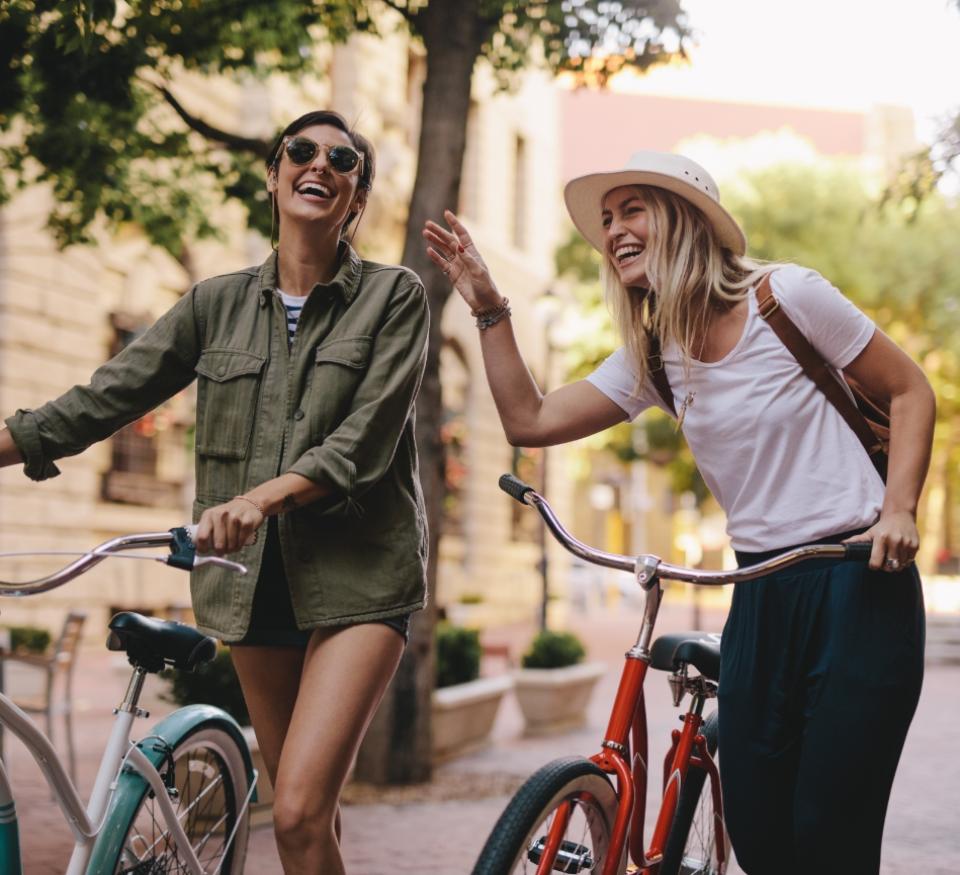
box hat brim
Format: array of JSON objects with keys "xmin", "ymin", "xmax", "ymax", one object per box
[{"xmin": 563, "ymin": 170, "xmax": 747, "ymax": 257}]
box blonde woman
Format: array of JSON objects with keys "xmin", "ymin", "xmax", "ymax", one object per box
[{"xmin": 423, "ymin": 151, "xmax": 933, "ymax": 874}]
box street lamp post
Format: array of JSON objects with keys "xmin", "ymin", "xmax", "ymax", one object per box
[{"xmin": 536, "ymin": 288, "xmax": 560, "ymax": 632}]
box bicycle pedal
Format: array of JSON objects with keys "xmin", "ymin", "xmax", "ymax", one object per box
[{"xmin": 527, "ymin": 837, "xmax": 593, "ymax": 873}]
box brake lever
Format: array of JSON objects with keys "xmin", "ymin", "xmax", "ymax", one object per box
[
  {"xmin": 166, "ymin": 526, "xmax": 247, "ymax": 574},
  {"xmin": 194, "ymin": 556, "xmax": 248, "ymax": 573}
]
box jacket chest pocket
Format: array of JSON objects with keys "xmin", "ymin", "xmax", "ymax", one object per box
[
  {"xmin": 195, "ymin": 349, "xmax": 267, "ymax": 459},
  {"xmin": 308, "ymin": 336, "xmax": 372, "ymax": 436}
]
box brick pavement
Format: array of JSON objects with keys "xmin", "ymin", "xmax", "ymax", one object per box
[{"xmin": 5, "ymin": 599, "xmax": 960, "ymax": 874}]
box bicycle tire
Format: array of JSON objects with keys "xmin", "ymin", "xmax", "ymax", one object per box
[
  {"xmin": 96, "ymin": 723, "xmax": 250, "ymax": 874},
  {"xmin": 659, "ymin": 710, "xmax": 723, "ymax": 875},
  {"xmin": 471, "ymin": 755, "xmax": 622, "ymax": 875}
]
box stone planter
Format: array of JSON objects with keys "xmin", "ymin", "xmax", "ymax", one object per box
[
  {"xmin": 431, "ymin": 675, "xmax": 513, "ymax": 761},
  {"xmin": 513, "ymin": 661, "xmax": 606, "ymax": 736}
]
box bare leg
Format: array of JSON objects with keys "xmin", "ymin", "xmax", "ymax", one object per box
[
  {"xmin": 272, "ymin": 623, "xmax": 404, "ymax": 875},
  {"xmin": 230, "ymin": 646, "xmax": 306, "ymax": 786}
]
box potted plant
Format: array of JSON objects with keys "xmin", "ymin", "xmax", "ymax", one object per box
[
  {"xmin": 3, "ymin": 625, "xmax": 53, "ymax": 654},
  {"xmin": 513, "ymin": 629, "xmax": 606, "ymax": 735},
  {"xmin": 431, "ymin": 623, "xmax": 512, "ymax": 761}
]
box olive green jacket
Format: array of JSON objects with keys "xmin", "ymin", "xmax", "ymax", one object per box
[{"xmin": 6, "ymin": 246, "xmax": 429, "ymax": 639}]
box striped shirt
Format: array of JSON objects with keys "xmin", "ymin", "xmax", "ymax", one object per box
[{"xmin": 278, "ymin": 289, "xmax": 308, "ymax": 346}]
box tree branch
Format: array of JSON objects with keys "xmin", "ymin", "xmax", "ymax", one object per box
[{"xmin": 157, "ymin": 85, "xmax": 272, "ymax": 158}]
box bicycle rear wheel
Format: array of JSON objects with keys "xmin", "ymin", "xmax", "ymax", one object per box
[
  {"xmin": 659, "ymin": 710, "xmax": 723, "ymax": 875},
  {"xmin": 104, "ymin": 724, "xmax": 250, "ymax": 874},
  {"xmin": 471, "ymin": 756, "xmax": 622, "ymax": 875}
]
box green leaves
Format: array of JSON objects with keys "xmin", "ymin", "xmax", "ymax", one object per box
[
  {"xmin": 3, "ymin": 1, "xmax": 689, "ymax": 257},
  {"xmin": 477, "ymin": 0, "xmax": 688, "ymax": 88},
  {"xmin": 2, "ymin": 0, "xmax": 371, "ymax": 255}
]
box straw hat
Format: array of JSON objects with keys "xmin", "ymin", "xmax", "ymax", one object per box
[{"xmin": 563, "ymin": 151, "xmax": 747, "ymax": 256}]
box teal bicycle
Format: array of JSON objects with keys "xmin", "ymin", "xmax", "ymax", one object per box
[{"xmin": 0, "ymin": 527, "xmax": 256, "ymax": 874}]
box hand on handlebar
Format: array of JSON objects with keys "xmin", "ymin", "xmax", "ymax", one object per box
[
  {"xmin": 195, "ymin": 498, "xmax": 265, "ymax": 556},
  {"xmin": 843, "ymin": 509, "xmax": 919, "ymax": 572}
]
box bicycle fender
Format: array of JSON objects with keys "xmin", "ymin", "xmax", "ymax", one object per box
[{"xmin": 85, "ymin": 705, "xmax": 256, "ymax": 875}]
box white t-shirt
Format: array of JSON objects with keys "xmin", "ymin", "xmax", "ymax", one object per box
[{"xmin": 586, "ymin": 264, "xmax": 884, "ymax": 552}]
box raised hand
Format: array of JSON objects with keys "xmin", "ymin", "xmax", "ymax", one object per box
[{"xmin": 423, "ymin": 210, "xmax": 502, "ymax": 312}]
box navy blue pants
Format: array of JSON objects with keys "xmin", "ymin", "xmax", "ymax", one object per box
[{"xmin": 717, "ymin": 542, "xmax": 924, "ymax": 874}]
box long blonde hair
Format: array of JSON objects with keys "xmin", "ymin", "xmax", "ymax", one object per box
[{"xmin": 601, "ymin": 184, "xmax": 775, "ymax": 393}]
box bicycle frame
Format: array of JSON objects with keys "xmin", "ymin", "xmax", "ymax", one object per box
[
  {"xmin": 498, "ymin": 473, "xmax": 871, "ymax": 875},
  {"xmin": 0, "ymin": 527, "xmax": 251, "ymax": 875},
  {"xmin": 0, "ymin": 686, "xmax": 215, "ymax": 875},
  {"xmin": 587, "ymin": 579, "xmax": 724, "ymax": 874}
]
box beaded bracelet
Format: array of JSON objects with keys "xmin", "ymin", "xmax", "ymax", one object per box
[
  {"xmin": 234, "ymin": 495, "xmax": 266, "ymax": 519},
  {"xmin": 473, "ymin": 297, "xmax": 511, "ymax": 330}
]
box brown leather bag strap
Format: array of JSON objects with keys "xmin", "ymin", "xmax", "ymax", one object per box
[
  {"xmin": 755, "ymin": 273, "xmax": 884, "ymax": 457},
  {"xmin": 646, "ymin": 331, "xmax": 677, "ymax": 416}
]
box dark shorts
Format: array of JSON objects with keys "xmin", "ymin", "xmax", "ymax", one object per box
[{"xmin": 227, "ymin": 519, "xmax": 410, "ymax": 647}]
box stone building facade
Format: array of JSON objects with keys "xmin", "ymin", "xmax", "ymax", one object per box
[{"xmin": 0, "ymin": 23, "xmax": 573, "ymax": 637}]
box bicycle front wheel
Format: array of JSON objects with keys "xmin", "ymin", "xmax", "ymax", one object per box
[
  {"xmin": 104, "ymin": 724, "xmax": 250, "ymax": 874},
  {"xmin": 659, "ymin": 710, "xmax": 724, "ymax": 875},
  {"xmin": 472, "ymin": 756, "xmax": 622, "ymax": 875}
]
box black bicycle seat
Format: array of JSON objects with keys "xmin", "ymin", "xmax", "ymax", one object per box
[
  {"xmin": 107, "ymin": 612, "xmax": 217, "ymax": 673},
  {"xmin": 650, "ymin": 631, "xmax": 722, "ymax": 681}
]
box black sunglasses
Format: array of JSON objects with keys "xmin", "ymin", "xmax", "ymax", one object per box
[{"xmin": 282, "ymin": 136, "xmax": 363, "ymax": 175}]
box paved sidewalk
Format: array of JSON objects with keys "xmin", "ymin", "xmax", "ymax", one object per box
[{"xmin": 6, "ymin": 598, "xmax": 960, "ymax": 873}]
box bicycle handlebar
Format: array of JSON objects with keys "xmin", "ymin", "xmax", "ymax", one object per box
[
  {"xmin": 498, "ymin": 473, "xmax": 873, "ymax": 590},
  {"xmin": 0, "ymin": 526, "xmax": 246, "ymax": 597}
]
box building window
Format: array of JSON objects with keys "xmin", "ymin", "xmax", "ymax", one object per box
[
  {"xmin": 440, "ymin": 340, "xmax": 470, "ymax": 538},
  {"xmin": 101, "ymin": 313, "xmax": 185, "ymax": 507},
  {"xmin": 460, "ymin": 101, "xmax": 480, "ymax": 221},
  {"xmin": 512, "ymin": 133, "xmax": 528, "ymax": 250}
]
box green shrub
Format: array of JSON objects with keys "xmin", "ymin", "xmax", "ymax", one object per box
[
  {"xmin": 521, "ymin": 630, "xmax": 585, "ymax": 669},
  {"xmin": 435, "ymin": 623, "xmax": 481, "ymax": 688},
  {"xmin": 161, "ymin": 648, "xmax": 249, "ymax": 725},
  {"xmin": 6, "ymin": 625, "xmax": 52, "ymax": 654}
]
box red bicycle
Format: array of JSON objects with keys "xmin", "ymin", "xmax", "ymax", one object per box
[{"xmin": 471, "ymin": 475, "xmax": 871, "ymax": 875}]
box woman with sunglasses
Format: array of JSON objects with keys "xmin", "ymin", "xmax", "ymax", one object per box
[
  {"xmin": 0, "ymin": 110, "xmax": 428, "ymax": 874},
  {"xmin": 423, "ymin": 151, "xmax": 933, "ymax": 873}
]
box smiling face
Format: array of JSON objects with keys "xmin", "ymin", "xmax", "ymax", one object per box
[
  {"xmin": 267, "ymin": 123, "xmax": 366, "ymax": 237},
  {"xmin": 601, "ymin": 185, "xmax": 650, "ymax": 287}
]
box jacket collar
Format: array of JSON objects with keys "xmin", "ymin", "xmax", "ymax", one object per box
[{"xmin": 258, "ymin": 243, "xmax": 363, "ymax": 307}]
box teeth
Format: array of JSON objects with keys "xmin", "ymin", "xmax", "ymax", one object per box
[
  {"xmin": 615, "ymin": 245, "xmax": 644, "ymax": 261},
  {"xmin": 298, "ymin": 183, "xmax": 332, "ymax": 197}
]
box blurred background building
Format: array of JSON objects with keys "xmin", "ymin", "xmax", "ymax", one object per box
[{"xmin": 1, "ymin": 10, "xmax": 954, "ymax": 639}]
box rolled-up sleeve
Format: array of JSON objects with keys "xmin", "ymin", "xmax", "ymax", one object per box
[
  {"xmin": 5, "ymin": 288, "xmax": 202, "ymax": 481},
  {"xmin": 287, "ymin": 280, "xmax": 429, "ymax": 512}
]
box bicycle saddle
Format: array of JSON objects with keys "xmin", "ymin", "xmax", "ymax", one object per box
[
  {"xmin": 650, "ymin": 632, "xmax": 721, "ymax": 681},
  {"xmin": 107, "ymin": 612, "xmax": 217, "ymax": 673}
]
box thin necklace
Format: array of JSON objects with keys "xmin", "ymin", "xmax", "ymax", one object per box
[{"xmin": 676, "ymin": 311, "xmax": 712, "ymax": 431}]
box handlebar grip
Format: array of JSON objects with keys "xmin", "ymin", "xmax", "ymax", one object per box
[
  {"xmin": 167, "ymin": 526, "xmax": 197, "ymax": 571},
  {"xmin": 499, "ymin": 473, "xmax": 535, "ymax": 504},
  {"xmin": 843, "ymin": 542, "xmax": 873, "ymax": 561}
]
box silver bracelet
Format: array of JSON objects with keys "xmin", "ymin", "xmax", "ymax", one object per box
[{"xmin": 475, "ymin": 298, "xmax": 511, "ymax": 330}]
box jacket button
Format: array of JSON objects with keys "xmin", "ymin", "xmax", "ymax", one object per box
[
  {"xmin": 216, "ymin": 366, "xmax": 226, "ymax": 377},
  {"xmin": 293, "ymin": 409, "xmax": 305, "ymax": 421}
]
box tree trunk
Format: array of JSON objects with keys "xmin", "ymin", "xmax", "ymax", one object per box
[{"xmin": 354, "ymin": 0, "xmax": 487, "ymax": 784}]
